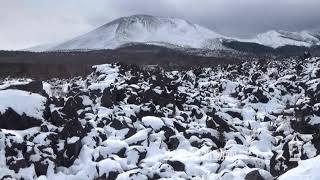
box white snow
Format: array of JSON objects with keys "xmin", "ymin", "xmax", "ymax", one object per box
[
  {"xmin": 142, "ymin": 116, "xmax": 164, "ymax": 130},
  {"xmin": 308, "ymin": 115, "xmax": 320, "ymax": 125},
  {"xmin": 97, "ymin": 159, "xmax": 123, "ymax": 176},
  {"xmin": 48, "ymin": 15, "xmax": 228, "ymax": 51},
  {"xmin": 125, "ymin": 129, "xmax": 150, "ymax": 145},
  {"xmin": 0, "ymin": 89, "xmax": 47, "ymax": 119},
  {"xmin": 67, "ymin": 137, "xmax": 80, "ymax": 144},
  {"xmin": 241, "ymin": 30, "xmax": 320, "ymax": 48},
  {"xmin": 279, "ymin": 155, "xmax": 320, "ymax": 180},
  {"xmin": 0, "ymin": 79, "xmax": 32, "ymax": 90}
]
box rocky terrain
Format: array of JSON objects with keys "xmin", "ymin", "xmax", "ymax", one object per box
[{"xmin": 0, "ymin": 57, "xmax": 320, "ymax": 179}]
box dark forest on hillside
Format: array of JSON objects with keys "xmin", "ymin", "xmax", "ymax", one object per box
[
  {"xmin": 0, "ymin": 46, "xmax": 246, "ymax": 79},
  {"xmin": 0, "ymin": 43, "xmax": 317, "ymax": 79}
]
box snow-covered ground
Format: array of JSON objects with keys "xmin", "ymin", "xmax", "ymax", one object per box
[
  {"xmin": 0, "ymin": 57, "xmax": 320, "ymax": 179},
  {"xmin": 279, "ymin": 155, "xmax": 320, "ymax": 180}
]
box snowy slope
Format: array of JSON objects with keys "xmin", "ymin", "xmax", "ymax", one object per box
[
  {"xmin": 24, "ymin": 43, "xmax": 59, "ymax": 52},
  {"xmin": 245, "ymin": 30, "xmax": 320, "ymax": 48},
  {"xmin": 279, "ymin": 155, "xmax": 320, "ymax": 180},
  {"xmin": 49, "ymin": 15, "xmax": 227, "ymax": 51}
]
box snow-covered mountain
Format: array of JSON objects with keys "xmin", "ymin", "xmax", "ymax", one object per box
[
  {"xmin": 48, "ymin": 15, "xmax": 227, "ymax": 51},
  {"xmin": 245, "ymin": 30, "xmax": 320, "ymax": 48},
  {"xmin": 26, "ymin": 15, "xmax": 320, "ymax": 52}
]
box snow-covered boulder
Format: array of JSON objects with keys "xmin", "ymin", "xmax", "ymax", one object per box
[{"xmin": 0, "ymin": 89, "xmax": 48, "ymax": 130}]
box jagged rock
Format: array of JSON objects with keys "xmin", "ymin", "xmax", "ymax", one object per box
[
  {"xmin": 167, "ymin": 160, "xmax": 185, "ymax": 172},
  {"xmin": 50, "ymin": 110, "xmax": 65, "ymax": 126},
  {"xmin": 34, "ymin": 160, "xmax": 49, "ymax": 176},
  {"xmin": 166, "ymin": 137, "xmax": 180, "ymax": 151},
  {"xmin": 59, "ymin": 119, "xmax": 86, "ymax": 139},
  {"xmin": 57, "ymin": 138, "xmax": 82, "ymax": 167},
  {"xmin": 4, "ymin": 81, "xmax": 45, "ymax": 95},
  {"xmin": 109, "ymin": 119, "xmax": 126, "ymax": 130},
  {"xmin": 226, "ymin": 111, "xmax": 243, "ymax": 120},
  {"xmin": 101, "ymin": 88, "xmax": 113, "ymax": 108},
  {"xmin": 252, "ymin": 88, "xmax": 269, "ymax": 103},
  {"xmin": 7, "ymin": 158, "xmax": 28, "ymax": 173},
  {"xmin": 50, "ymin": 97, "xmax": 65, "ymax": 107},
  {"xmin": 245, "ymin": 170, "xmax": 265, "ymax": 180},
  {"xmin": 0, "ymin": 108, "xmax": 42, "ymax": 130},
  {"xmin": 212, "ymin": 114, "xmax": 232, "ymax": 132},
  {"xmin": 61, "ymin": 96, "xmax": 84, "ymax": 120}
]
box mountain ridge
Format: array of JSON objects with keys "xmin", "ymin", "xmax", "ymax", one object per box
[
  {"xmin": 26, "ymin": 14, "xmax": 320, "ymax": 52},
  {"xmin": 47, "ymin": 14, "xmax": 227, "ymax": 51},
  {"xmin": 243, "ymin": 30, "xmax": 320, "ymax": 48}
]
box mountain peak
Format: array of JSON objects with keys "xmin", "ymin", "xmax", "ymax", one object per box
[
  {"xmin": 104, "ymin": 14, "xmax": 158, "ymax": 26},
  {"xmin": 48, "ymin": 14, "xmax": 226, "ymax": 51},
  {"xmin": 27, "ymin": 14, "xmax": 320, "ymax": 52},
  {"xmin": 109, "ymin": 14, "xmax": 191, "ymax": 25}
]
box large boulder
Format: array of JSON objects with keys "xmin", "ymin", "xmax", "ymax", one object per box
[
  {"xmin": 0, "ymin": 89, "xmax": 48, "ymax": 130},
  {"xmin": 4, "ymin": 81, "xmax": 47, "ymax": 97},
  {"xmin": 0, "ymin": 108, "xmax": 42, "ymax": 130},
  {"xmin": 245, "ymin": 170, "xmax": 265, "ymax": 180}
]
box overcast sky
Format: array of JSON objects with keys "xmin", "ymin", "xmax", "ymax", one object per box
[{"xmin": 1, "ymin": 0, "xmax": 320, "ymax": 50}]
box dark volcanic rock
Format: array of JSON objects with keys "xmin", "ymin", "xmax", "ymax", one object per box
[
  {"xmin": 245, "ymin": 170, "xmax": 265, "ymax": 180},
  {"xmin": 34, "ymin": 160, "xmax": 50, "ymax": 176},
  {"xmin": 167, "ymin": 160, "xmax": 185, "ymax": 171},
  {"xmin": 0, "ymin": 108, "xmax": 42, "ymax": 130},
  {"xmin": 166, "ymin": 137, "xmax": 180, "ymax": 151},
  {"xmin": 59, "ymin": 119, "xmax": 86, "ymax": 139},
  {"xmin": 7, "ymin": 158, "xmax": 28, "ymax": 173},
  {"xmin": 101, "ymin": 88, "xmax": 114, "ymax": 108},
  {"xmin": 50, "ymin": 110, "xmax": 65, "ymax": 126},
  {"xmin": 252, "ymin": 88, "xmax": 269, "ymax": 103},
  {"xmin": 4, "ymin": 81, "xmax": 45, "ymax": 95},
  {"xmin": 57, "ymin": 138, "xmax": 82, "ymax": 167},
  {"xmin": 61, "ymin": 96, "xmax": 84, "ymax": 120}
]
